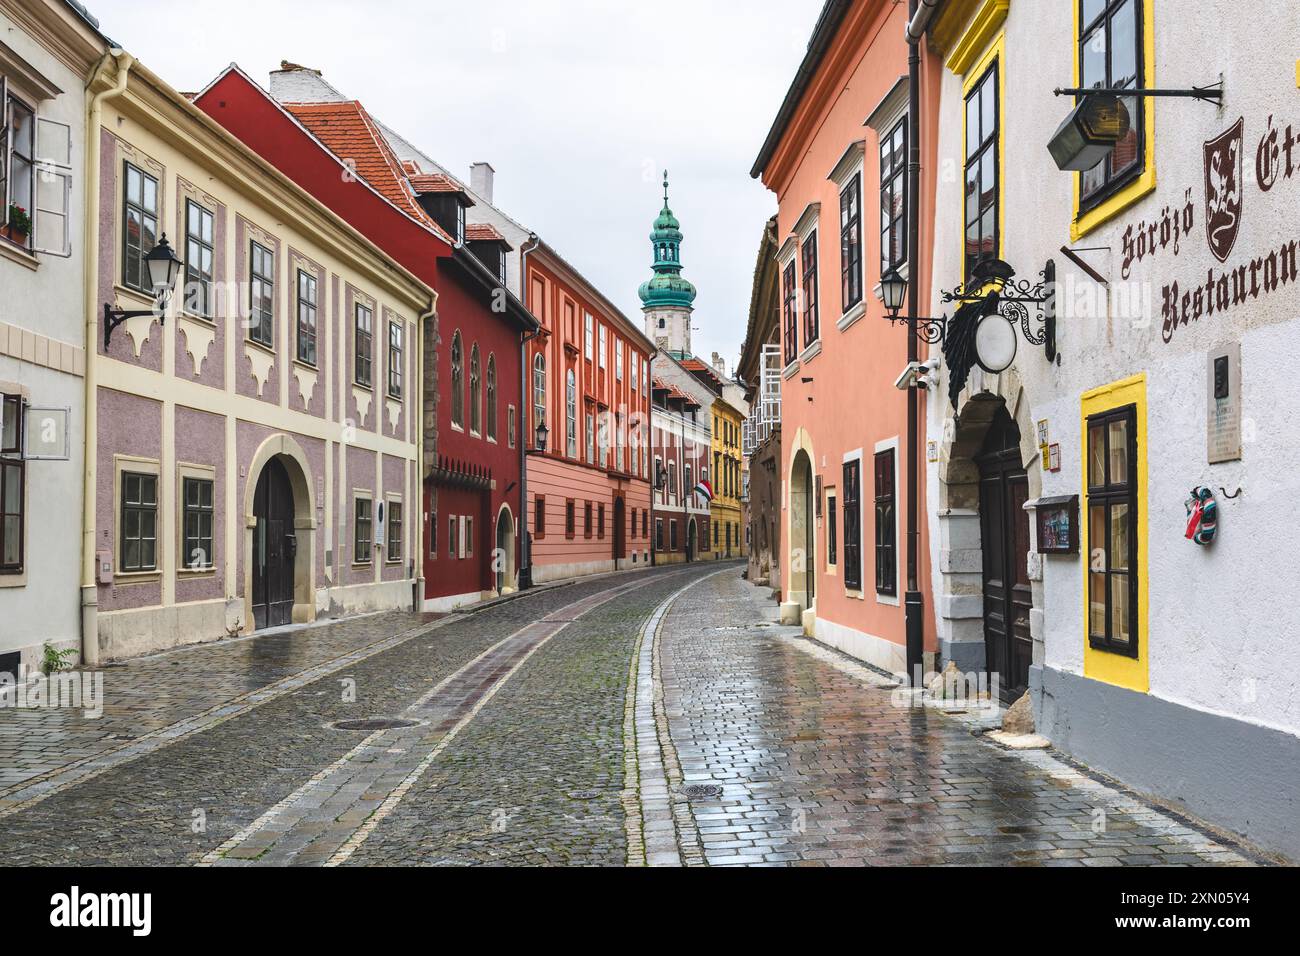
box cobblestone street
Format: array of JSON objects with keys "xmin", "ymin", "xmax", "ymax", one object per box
[{"xmin": 0, "ymin": 564, "xmax": 1264, "ymax": 866}]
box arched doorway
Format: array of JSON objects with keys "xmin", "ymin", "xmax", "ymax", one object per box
[
  {"xmin": 976, "ymin": 405, "xmax": 1032, "ymax": 703},
  {"xmin": 252, "ymin": 457, "xmax": 295, "ymax": 629},
  {"xmin": 789, "ymin": 448, "xmax": 815, "ymax": 609},
  {"xmin": 686, "ymin": 518, "xmax": 696, "ymax": 562},
  {"xmin": 612, "ymin": 496, "xmax": 626, "ymax": 568},
  {"xmin": 495, "ymin": 506, "xmax": 515, "ymax": 594}
]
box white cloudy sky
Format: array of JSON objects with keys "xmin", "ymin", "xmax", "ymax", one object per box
[{"xmin": 88, "ymin": 0, "xmax": 823, "ymax": 370}]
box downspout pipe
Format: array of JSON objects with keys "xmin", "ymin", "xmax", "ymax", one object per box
[
  {"xmin": 903, "ymin": 0, "xmax": 928, "ymax": 684},
  {"xmin": 81, "ymin": 49, "xmax": 134, "ymax": 667},
  {"xmin": 517, "ymin": 232, "xmax": 541, "ymax": 589}
]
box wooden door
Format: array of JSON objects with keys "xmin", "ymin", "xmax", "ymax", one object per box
[{"xmin": 252, "ymin": 458, "xmax": 295, "ymax": 630}]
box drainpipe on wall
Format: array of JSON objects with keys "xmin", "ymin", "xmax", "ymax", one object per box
[
  {"xmin": 80, "ymin": 49, "xmax": 134, "ymax": 668},
  {"xmin": 903, "ymin": 0, "xmax": 939, "ymax": 683},
  {"xmin": 415, "ymin": 295, "xmax": 435, "ymax": 611},
  {"xmin": 517, "ymin": 232, "xmax": 541, "ymax": 588}
]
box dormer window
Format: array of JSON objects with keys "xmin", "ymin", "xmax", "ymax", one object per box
[{"xmin": 456, "ymin": 202, "xmax": 465, "ymax": 244}]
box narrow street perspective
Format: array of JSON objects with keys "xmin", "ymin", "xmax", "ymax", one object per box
[{"xmin": 0, "ymin": 562, "xmax": 1263, "ymax": 867}]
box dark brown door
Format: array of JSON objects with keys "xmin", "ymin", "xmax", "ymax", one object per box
[
  {"xmin": 252, "ymin": 458, "xmax": 295, "ymax": 630},
  {"xmin": 977, "ymin": 409, "xmax": 1032, "ymax": 703}
]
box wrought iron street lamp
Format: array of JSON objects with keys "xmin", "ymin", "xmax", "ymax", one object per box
[
  {"xmin": 532, "ymin": 413, "xmax": 549, "ymax": 455},
  {"xmin": 103, "ymin": 235, "xmax": 183, "ymax": 348},
  {"xmin": 1048, "ymin": 92, "xmax": 1131, "ymax": 171}
]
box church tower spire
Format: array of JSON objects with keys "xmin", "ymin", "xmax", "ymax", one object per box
[{"xmin": 639, "ymin": 170, "xmax": 697, "ymax": 355}]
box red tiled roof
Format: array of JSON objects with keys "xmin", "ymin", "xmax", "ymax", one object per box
[
  {"xmin": 465, "ymin": 223, "xmax": 507, "ymax": 244},
  {"xmin": 408, "ymin": 172, "xmax": 473, "ymax": 201},
  {"xmin": 281, "ymin": 100, "xmax": 455, "ymax": 244}
]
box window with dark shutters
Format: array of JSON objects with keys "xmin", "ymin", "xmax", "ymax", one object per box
[{"xmin": 874, "ymin": 450, "xmax": 897, "ymax": 596}]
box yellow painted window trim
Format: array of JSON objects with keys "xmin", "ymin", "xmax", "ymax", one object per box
[
  {"xmin": 1069, "ymin": 0, "xmax": 1158, "ymax": 241},
  {"xmin": 1079, "ymin": 372, "xmax": 1149, "ymax": 695},
  {"xmin": 959, "ymin": 33, "xmax": 1006, "ymax": 275},
  {"xmin": 944, "ymin": 0, "xmax": 1010, "ymax": 75}
]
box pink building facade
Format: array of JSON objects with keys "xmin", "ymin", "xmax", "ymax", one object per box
[{"xmin": 752, "ymin": 0, "xmax": 940, "ymax": 675}]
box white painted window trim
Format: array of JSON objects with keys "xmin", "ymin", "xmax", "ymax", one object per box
[
  {"xmin": 874, "ymin": 435, "xmax": 901, "ymax": 606},
  {"xmin": 825, "ymin": 487, "xmax": 838, "ymax": 577}
]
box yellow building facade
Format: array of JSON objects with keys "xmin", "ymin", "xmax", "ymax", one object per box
[{"xmin": 708, "ymin": 396, "xmax": 746, "ymax": 560}]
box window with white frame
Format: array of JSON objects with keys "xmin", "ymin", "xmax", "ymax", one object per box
[
  {"xmin": 2, "ymin": 79, "xmax": 73, "ymax": 257},
  {"xmin": 584, "ymin": 312, "xmax": 593, "ymax": 360},
  {"xmin": 598, "ymin": 324, "xmax": 607, "ymax": 369},
  {"xmin": 566, "ymin": 369, "xmax": 578, "ymax": 458},
  {"xmin": 184, "ymin": 200, "xmax": 215, "ymax": 319}
]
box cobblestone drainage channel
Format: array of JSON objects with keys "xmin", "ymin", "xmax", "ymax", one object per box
[
  {"xmin": 680, "ymin": 784, "xmax": 724, "ymax": 799},
  {"xmin": 567, "ymin": 790, "xmax": 602, "ymax": 800},
  {"xmin": 329, "ymin": 718, "xmax": 422, "ymax": 732}
]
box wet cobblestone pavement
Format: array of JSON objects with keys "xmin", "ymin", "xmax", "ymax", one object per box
[{"xmin": 0, "ymin": 562, "xmax": 1263, "ymax": 866}]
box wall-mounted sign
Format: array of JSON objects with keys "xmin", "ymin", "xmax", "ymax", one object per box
[
  {"xmin": 22, "ymin": 406, "xmax": 71, "ymax": 460},
  {"xmin": 1048, "ymin": 443, "xmax": 1062, "ymax": 473},
  {"xmin": 1207, "ymin": 342, "xmax": 1242, "ymax": 463},
  {"xmin": 1036, "ymin": 495, "xmax": 1079, "ymax": 555}
]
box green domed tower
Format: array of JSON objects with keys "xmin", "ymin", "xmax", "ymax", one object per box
[{"xmin": 639, "ymin": 171, "xmax": 697, "ymax": 356}]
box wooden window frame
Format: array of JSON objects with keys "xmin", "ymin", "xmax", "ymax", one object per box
[
  {"xmin": 353, "ymin": 495, "xmax": 373, "ymax": 565},
  {"xmin": 181, "ymin": 475, "xmax": 214, "ymax": 571},
  {"xmin": 842, "ymin": 457, "xmax": 862, "ymax": 591},
  {"xmin": 801, "ymin": 231, "xmax": 819, "ymax": 347},
  {"xmin": 1077, "ymin": 0, "xmax": 1146, "ymax": 211},
  {"xmin": 839, "ymin": 173, "xmax": 863, "ymax": 313},
  {"xmin": 386, "ymin": 499, "xmax": 403, "ymax": 564},
  {"xmin": 121, "ymin": 160, "xmax": 159, "ymax": 295},
  {"xmin": 354, "ymin": 302, "xmax": 373, "ymax": 387},
  {"xmin": 248, "ymin": 241, "xmax": 275, "ymax": 348},
  {"xmin": 880, "ymin": 117, "xmax": 908, "ymax": 275},
  {"xmin": 388, "ymin": 320, "xmax": 404, "ymax": 400},
  {"xmin": 120, "ymin": 470, "xmax": 159, "ymax": 573},
  {"xmin": 295, "ymin": 268, "xmax": 318, "ymax": 367},
  {"xmin": 0, "ymin": 394, "xmax": 24, "ymax": 573},
  {"xmin": 874, "ymin": 449, "xmax": 897, "ymax": 597},
  {"xmin": 183, "ymin": 199, "xmax": 215, "ymax": 320},
  {"xmin": 963, "ymin": 62, "xmax": 1000, "ymax": 281},
  {"xmin": 1086, "ymin": 403, "xmax": 1139, "ymax": 658}
]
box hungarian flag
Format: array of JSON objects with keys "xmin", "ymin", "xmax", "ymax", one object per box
[{"xmin": 695, "ymin": 479, "xmax": 713, "ymax": 502}]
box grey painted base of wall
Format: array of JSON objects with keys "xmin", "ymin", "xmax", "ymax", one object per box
[
  {"xmin": 940, "ymin": 637, "xmax": 986, "ymax": 675},
  {"xmin": 1036, "ymin": 665, "xmax": 1298, "ymax": 862}
]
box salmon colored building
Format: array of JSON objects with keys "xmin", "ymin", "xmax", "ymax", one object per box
[
  {"xmin": 751, "ymin": 0, "xmax": 939, "ymax": 677},
  {"xmin": 523, "ymin": 242, "xmax": 654, "ymax": 582}
]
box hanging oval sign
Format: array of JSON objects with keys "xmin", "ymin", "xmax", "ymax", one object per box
[{"xmin": 974, "ymin": 314, "xmax": 1017, "ymax": 373}]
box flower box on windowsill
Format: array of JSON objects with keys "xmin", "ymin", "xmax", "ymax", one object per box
[{"xmin": 0, "ymin": 224, "xmax": 29, "ymax": 249}]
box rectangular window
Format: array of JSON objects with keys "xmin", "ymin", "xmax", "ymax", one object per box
[
  {"xmin": 584, "ymin": 313, "xmax": 594, "ymax": 360},
  {"xmin": 428, "ymin": 508, "xmax": 438, "ymax": 558},
  {"xmin": 801, "ymin": 233, "xmax": 819, "ymax": 347},
  {"xmin": 122, "ymin": 161, "xmax": 159, "ymax": 294},
  {"xmin": 1079, "ymin": 0, "xmax": 1143, "ymax": 207},
  {"xmin": 0, "ymin": 395, "xmax": 24, "ymax": 572},
  {"xmin": 670, "ymin": 520, "xmax": 679, "ymax": 552},
  {"xmin": 631, "ymin": 507, "xmax": 638, "ymax": 540},
  {"xmin": 586, "ymin": 411, "xmax": 595, "ymax": 463},
  {"xmin": 827, "ymin": 493, "xmax": 838, "ymax": 568},
  {"xmin": 449, "ymin": 514, "xmax": 459, "ymax": 558},
  {"xmin": 598, "ymin": 503, "xmax": 605, "ymax": 539},
  {"xmin": 535, "ymin": 495, "xmax": 546, "ymax": 538},
  {"xmin": 120, "ymin": 471, "xmax": 158, "ymax": 573},
  {"xmin": 508, "ymin": 405, "xmax": 517, "ymax": 448},
  {"xmin": 354, "ymin": 496, "xmax": 372, "ymax": 564},
  {"xmin": 296, "ymin": 269, "xmax": 317, "ymax": 366},
  {"xmin": 598, "ymin": 324, "xmax": 607, "ymax": 369},
  {"xmin": 880, "ymin": 117, "xmax": 908, "ymax": 274},
  {"xmin": 248, "ymin": 241, "xmax": 274, "ymax": 348},
  {"xmin": 839, "ymin": 173, "xmax": 863, "ymax": 312},
  {"xmin": 182, "ymin": 476, "xmax": 214, "ymax": 570},
  {"xmin": 781, "ymin": 259, "xmax": 798, "ymax": 365},
  {"xmin": 465, "ymin": 516, "xmax": 473, "ymax": 557},
  {"xmin": 354, "ymin": 303, "xmax": 373, "ymax": 387},
  {"xmin": 655, "ymin": 518, "xmax": 664, "ymax": 550},
  {"xmin": 584, "ymin": 500, "xmax": 593, "ymax": 538},
  {"xmin": 184, "ymin": 200, "xmax": 214, "ymax": 319},
  {"xmin": 387, "ymin": 501, "xmax": 403, "ymax": 562},
  {"xmin": 1, "ymin": 90, "xmax": 34, "ymax": 251},
  {"xmin": 874, "ymin": 450, "xmax": 897, "ymax": 596},
  {"xmin": 615, "ymin": 339, "xmax": 624, "ymax": 379},
  {"xmin": 842, "ymin": 458, "xmax": 862, "ymax": 591},
  {"xmin": 1086, "ymin": 403, "xmax": 1138, "ymax": 656},
  {"xmin": 643, "ymin": 511, "xmax": 649, "ymax": 538},
  {"xmin": 964, "ymin": 62, "xmax": 999, "ymax": 280},
  {"xmin": 388, "ymin": 321, "xmax": 404, "ymax": 399},
  {"xmin": 566, "ymin": 499, "xmax": 576, "ymax": 539}
]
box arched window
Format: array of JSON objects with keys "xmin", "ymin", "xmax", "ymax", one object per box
[
  {"xmin": 658, "ymin": 317, "xmax": 665, "ymax": 329},
  {"xmin": 486, "ymin": 355, "xmax": 497, "ymax": 441},
  {"xmin": 469, "ymin": 345, "xmax": 481, "ymax": 434},
  {"xmin": 450, "ymin": 332, "xmax": 464, "ymax": 428},
  {"xmin": 565, "ymin": 369, "xmax": 577, "ymax": 458},
  {"xmin": 532, "ymin": 353, "xmax": 546, "ymax": 442}
]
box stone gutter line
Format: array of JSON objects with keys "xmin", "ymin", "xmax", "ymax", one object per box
[{"xmin": 628, "ymin": 567, "xmax": 734, "ymax": 867}]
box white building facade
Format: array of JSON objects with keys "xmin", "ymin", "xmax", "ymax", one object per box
[
  {"xmin": 924, "ymin": 0, "xmax": 1300, "ymax": 859},
  {"xmin": 0, "ymin": 0, "xmax": 105, "ymax": 673}
]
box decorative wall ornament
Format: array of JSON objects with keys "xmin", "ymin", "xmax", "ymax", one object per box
[{"xmin": 1185, "ymin": 486, "xmax": 1218, "ymax": 545}]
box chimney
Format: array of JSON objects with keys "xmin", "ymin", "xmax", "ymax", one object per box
[
  {"xmin": 470, "ymin": 162, "xmax": 495, "ymax": 204},
  {"xmin": 269, "ymin": 61, "xmax": 348, "ymax": 103}
]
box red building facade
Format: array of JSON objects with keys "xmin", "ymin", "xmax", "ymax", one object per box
[{"xmin": 523, "ymin": 243, "xmax": 654, "ymax": 582}]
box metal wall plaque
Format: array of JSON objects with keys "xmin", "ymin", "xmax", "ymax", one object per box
[
  {"xmin": 1207, "ymin": 343, "xmax": 1241, "ymax": 464},
  {"xmin": 22, "ymin": 406, "xmax": 71, "ymax": 460}
]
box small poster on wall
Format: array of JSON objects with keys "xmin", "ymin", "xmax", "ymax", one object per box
[{"xmin": 1035, "ymin": 495, "xmax": 1079, "ymax": 555}]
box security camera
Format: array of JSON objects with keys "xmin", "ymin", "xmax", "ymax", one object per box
[{"xmin": 894, "ymin": 362, "xmax": 921, "ymax": 390}]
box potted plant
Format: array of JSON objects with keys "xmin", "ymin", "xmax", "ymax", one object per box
[{"xmin": 3, "ymin": 204, "xmax": 31, "ymax": 246}]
